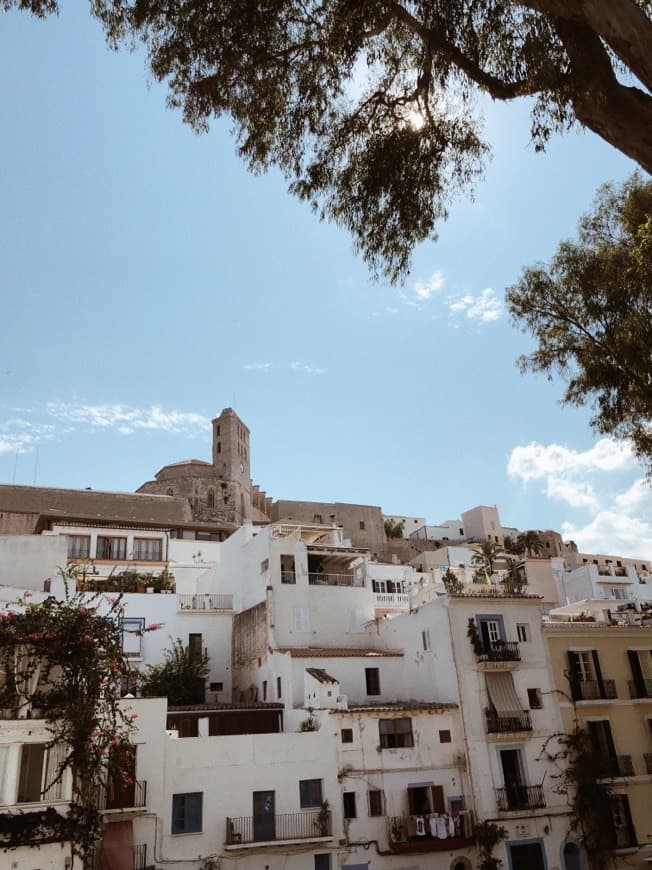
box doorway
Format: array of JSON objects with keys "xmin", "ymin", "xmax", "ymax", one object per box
[{"xmin": 253, "ymin": 790, "xmax": 275, "ymax": 841}]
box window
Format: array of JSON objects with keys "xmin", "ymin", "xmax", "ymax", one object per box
[
  {"xmin": 343, "ymin": 792, "xmax": 357, "ymax": 818},
  {"xmin": 207, "ymin": 489, "xmax": 215, "ymax": 508},
  {"xmin": 527, "ymin": 688, "xmax": 543, "ymax": 709},
  {"xmin": 379, "ymin": 718, "xmax": 413, "ymax": 749},
  {"xmin": 281, "ymin": 554, "xmax": 296, "ymax": 583},
  {"xmin": 368, "ymin": 789, "xmax": 384, "ymax": 816},
  {"xmin": 299, "ymin": 779, "xmax": 323, "ymax": 808},
  {"xmin": 365, "ymin": 668, "xmax": 381, "ymax": 696},
  {"xmin": 172, "ymin": 792, "xmax": 203, "ymax": 834},
  {"xmin": 341, "ymin": 728, "xmax": 353, "ymax": 744},
  {"xmin": 188, "ymin": 633, "xmax": 202, "ymax": 657},
  {"xmin": 121, "ymin": 618, "xmax": 145, "ymax": 659},
  {"xmin": 439, "ymin": 729, "xmax": 452, "ymax": 743},
  {"xmin": 314, "ymin": 855, "xmax": 331, "ymax": 870},
  {"xmin": 96, "ymin": 536, "xmax": 127, "ymax": 561},
  {"xmin": 359, "ymin": 521, "xmax": 365, "ymax": 531},
  {"xmin": 209, "ymin": 682, "xmax": 223, "ymax": 692},
  {"xmin": 422, "ymin": 630, "xmax": 431, "ymax": 651},
  {"xmin": 277, "ymin": 676, "xmax": 282, "ymax": 699},
  {"xmin": 17, "ymin": 744, "xmax": 46, "ymax": 802},
  {"xmin": 216, "ymin": 442, "xmax": 221, "ymax": 453},
  {"xmin": 133, "ymin": 538, "xmax": 163, "ymax": 561},
  {"xmin": 516, "ymin": 623, "xmax": 530, "ymax": 642},
  {"xmin": 67, "ymin": 535, "xmax": 90, "ymax": 559},
  {"xmin": 262, "ymin": 681, "xmax": 267, "ymax": 701},
  {"xmin": 166, "ymin": 487, "xmax": 174, "ymax": 496},
  {"xmin": 313, "ymin": 514, "xmax": 323, "ymax": 524}
]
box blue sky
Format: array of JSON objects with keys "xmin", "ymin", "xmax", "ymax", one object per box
[{"xmin": 1, "ymin": 5, "xmax": 650, "ymax": 559}]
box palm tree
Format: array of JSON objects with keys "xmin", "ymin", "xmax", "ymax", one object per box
[
  {"xmin": 471, "ymin": 539, "xmax": 502, "ymax": 578},
  {"xmin": 516, "ymin": 531, "xmax": 545, "ymax": 558},
  {"xmin": 503, "ymin": 535, "xmax": 525, "ymax": 557}
]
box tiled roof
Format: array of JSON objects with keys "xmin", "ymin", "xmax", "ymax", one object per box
[
  {"xmin": 341, "ymin": 702, "xmax": 458, "ymax": 713},
  {"xmin": 168, "ymin": 702, "xmax": 284, "ymax": 713},
  {"xmin": 0, "ymin": 484, "xmax": 192, "ymax": 527},
  {"xmin": 305, "ymin": 667, "xmax": 339, "ymax": 684},
  {"xmin": 278, "ymin": 647, "xmax": 403, "ymax": 658}
]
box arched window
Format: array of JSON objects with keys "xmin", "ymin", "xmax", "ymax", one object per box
[{"xmin": 207, "ymin": 489, "xmax": 215, "ymax": 509}]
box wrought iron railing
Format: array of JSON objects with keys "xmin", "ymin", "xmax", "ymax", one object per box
[
  {"xmin": 485, "ymin": 708, "xmax": 532, "ymax": 733},
  {"xmin": 96, "ymin": 779, "xmax": 147, "ymax": 811},
  {"xmin": 477, "ymin": 641, "xmax": 521, "ymax": 663},
  {"xmin": 226, "ymin": 809, "xmax": 331, "ymax": 844},
  {"xmin": 628, "ymin": 678, "xmax": 652, "ymax": 699},
  {"xmin": 178, "ymin": 593, "xmax": 233, "ymax": 611},
  {"xmin": 571, "ymin": 679, "xmax": 617, "ymax": 701},
  {"xmin": 496, "ymin": 784, "xmax": 546, "ymax": 811},
  {"xmin": 308, "ymin": 573, "xmax": 365, "ymax": 587}
]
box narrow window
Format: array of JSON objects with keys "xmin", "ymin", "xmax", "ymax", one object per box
[
  {"xmin": 281, "ymin": 554, "xmax": 296, "ymax": 583},
  {"xmin": 422, "ymin": 630, "xmax": 431, "ymax": 651},
  {"xmin": 262, "ymin": 681, "xmax": 267, "ymax": 701},
  {"xmin": 188, "ymin": 633, "xmax": 202, "ymax": 657},
  {"xmin": 368, "ymin": 789, "xmax": 384, "ymax": 816},
  {"xmin": 343, "ymin": 792, "xmax": 357, "ymax": 819},
  {"xmin": 17, "ymin": 744, "xmax": 46, "ymax": 802},
  {"xmin": 439, "ymin": 729, "xmax": 452, "ymax": 743},
  {"xmin": 207, "ymin": 489, "xmax": 215, "ymax": 508},
  {"xmin": 516, "ymin": 623, "xmax": 530, "ymax": 643},
  {"xmin": 527, "ymin": 688, "xmax": 543, "ymax": 709},
  {"xmin": 365, "ymin": 668, "xmax": 381, "ymax": 696},
  {"xmin": 359, "ymin": 521, "xmax": 365, "ymax": 531},
  {"xmin": 277, "ymin": 677, "xmax": 282, "ymax": 699},
  {"xmin": 341, "ymin": 728, "xmax": 353, "ymax": 744}
]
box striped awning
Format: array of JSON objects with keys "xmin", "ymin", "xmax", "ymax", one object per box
[{"xmin": 485, "ymin": 672, "xmax": 522, "ymax": 716}]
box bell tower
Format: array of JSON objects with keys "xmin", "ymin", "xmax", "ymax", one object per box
[{"xmin": 211, "ymin": 408, "xmax": 251, "ymax": 522}]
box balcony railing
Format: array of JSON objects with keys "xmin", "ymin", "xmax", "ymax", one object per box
[
  {"xmin": 226, "ymin": 810, "xmax": 331, "ymax": 844},
  {"xmin": 96, "ymin": 780, "xmax": 147, "ymax": 811},
  {"xmin": 91, "ymin": 844, "xmax": 147, "ymax": 870},
  {"xmin": 645, "ymin": 753, "xmax": 652, "ymax": 775},
  {"xmin": 571, "ymin": 679, "xmax": 617, "ymax": 701},
  {"xmin": 178, "ymin": 593, "xmax": 233, "ymax": 611},
  {"xmin": 281, "ymin": 571, "xmax": 296, "ymax": 584},
  {"xmin": 485, "ymin": 709, "xmax": 532, "ymax": 734},
  {"xmin": 374, "ymin": 592, "xmax": 410, "ymax": 609},
  {"xmin": 628, "ymin": 678, "xmax": 652, "ymax": 699},
  {"xmin": 477, "ymin": 641, "xmax": 521, "ymax": 663},
  {"xmin": 496, "ymin": 784, "xmax": 546, "ymax": 811},
  {"xmin": 387, "ymin": 810, "xmax": 474, "ymax": 853},
  {"xmin": 308, "ymin": 573, "xmax": 365, "ymax": 588},
  {"xmin": 599, "ymin": 755, "xmax": 634, "ymax": 778}
]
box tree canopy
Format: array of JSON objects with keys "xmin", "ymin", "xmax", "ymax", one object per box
[
  {"xmin": 4, "ymin": 0, "xmax": 651, "ymax": 280},
  {"xmin": 507, "ymin": 173, "xmax": 652, "ymax": 471},
  {"xmin": 139, "ymin": 637, "xmax": 209, "ymax": 705}
]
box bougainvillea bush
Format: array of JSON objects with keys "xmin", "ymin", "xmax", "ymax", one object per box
[{"xmin": 0, "ymin": 587, "xmax": 158, "ymax": 864}]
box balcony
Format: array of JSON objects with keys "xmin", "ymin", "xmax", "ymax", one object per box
[
  {"xmin": 308, "ymin": 573, "xmax": 365, "ymax": 588},
  {"xmin": 496, "ymin": 784, "xmax": 546, "ymax": 812},
  {"xmin": 96, "ymin": 780, "xmax": 147, "ymax": 812},
  {"xmin": 485, "ymin": 708, "xmax": 532, "ymax": 734},
  {"xmin": 571, "ymin": 679, "xmax": 617, "ymax": 701},
  {"xmin": 387, "ymin": 810, "xmax": 474, "ymax": 854},
  {"xmin": 92, "ymin": 844, "xmax": 148, "ymax": 870},
  {"xmin": 178, "ymin": 593, "xmax": 233, "ymax": 611},
  {"xmin": 599, "ymin": 755, "xmax": 634, "ymax": 778},
  {"xmin": 225, "ymin": 810, "xmax": 331, "ymax": 845},
  {"xmin": 476, "ymin": 641, "xmax": 521, "ymax": 665},
  {"xmin": 628, "ymin": 678, "xmax": 652, "ymax": 699}
]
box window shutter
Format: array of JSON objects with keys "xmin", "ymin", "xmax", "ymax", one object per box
[
  {"xmin": 567, "ymin": 651, "xmax": 581, "ymax": 699},
  {"xmin": 591, "ymin": 650, "xmax": 605, "ymax": 697},
  {"xmin": 430, "ymin": 785, "xmax": 445, "ymax": 814},
  {"xmin": 628, "ymin": 650, "xmax": 645, "ymax": 697},
  {"xmin": 188, "ymin": 792, "xmax": 203, "ymax": 831}
]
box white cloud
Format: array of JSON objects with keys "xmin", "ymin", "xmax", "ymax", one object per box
[
  {"xmin": 243, "ymin": 362, "xmax": 273, "ymax": 370},
  {"xmin": 507, "ymin": 438, "xmax": 634, "ymax": 483},
  {"xmin": 0, "ymin": 419, "xmax": 56, "ymax": 455},
  {"xmin": 448, "ymin": 288, "xmax": 503, "ymax": 323},
  {"xmin": 562, "ymin": 511, "xmax": 652, "ymax": 559},
  {"xmin": 414, "ymin": 271, "xmax": 444, "ymax": 301},
  {"xmin": 545, "ymin": 477, "xmax": 599, "ymax": 510},
  {"xmin": 290, "ymin": 361, "xmax": 327, "ymax": 375},
  {"xmin": 46, "ymin": 403, "xmax": 210, "ymax": 436}
]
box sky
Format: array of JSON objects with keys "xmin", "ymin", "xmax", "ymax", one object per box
[{"xmin": 0, "ymin": 5, "xmax": 650, "ymax": 559}]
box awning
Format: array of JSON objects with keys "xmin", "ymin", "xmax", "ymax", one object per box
[{"xmin": 486, "ymin": 672, "xmax": 522, "ymax": 716}]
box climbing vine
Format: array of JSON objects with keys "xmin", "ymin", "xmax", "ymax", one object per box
[
  {"xmin": 474, "ymin": 819, "xmax": 507, "ymax": 870},
  {"xmin": 0, "ymin": 587, "xmax": 158, "ymax": 866}
]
